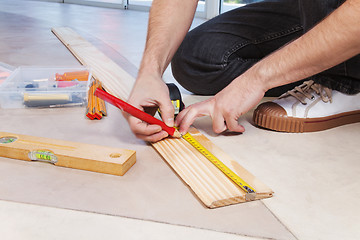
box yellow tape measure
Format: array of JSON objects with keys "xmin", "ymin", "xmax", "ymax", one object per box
[{"xmin": 182, "ymin": 132, "xmax": 256, "ymax": 195}]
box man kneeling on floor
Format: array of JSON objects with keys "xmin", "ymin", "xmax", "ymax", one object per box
[{"xmin": 124, "ymin": 0, "xmax": 360, "ymax": 142}]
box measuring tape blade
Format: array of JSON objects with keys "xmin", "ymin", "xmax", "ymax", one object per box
[{"xmin": 182, "ymin": 133, "xmax": 256, "ymax": 195}]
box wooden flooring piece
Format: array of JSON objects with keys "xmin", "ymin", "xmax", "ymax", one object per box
[
  {"xmin": 52, "ymin": 27, "xmax": 273, "ymax": 208},
  {"xmin": 153, "ymin": 128, "xmax": 273, "ymax": 208},
  {"xmin": 51, "ymin": 27, "xmax": 133, "ymax": 100},
  {"xmin": 0, "ymin": 132, "xmax": 136, "ymax": 176}
]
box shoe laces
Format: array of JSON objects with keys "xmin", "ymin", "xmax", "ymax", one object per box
[{"xmin": 279, "ymin": 80, "xmax": 332, "ymax": 105}]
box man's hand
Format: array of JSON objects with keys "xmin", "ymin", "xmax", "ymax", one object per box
[
  {"xmin": 125, "ymin": 74, "xmax": 175, "ymax": 142},
  {"xmin": 176, "ymin": 0, "xmax": 360, "ymax": 135},
  {"xmin": 122, "ymin": 0, "xmax": 198, "ymax": 142},
  {"xmin": 175, "ymin": 77, "xmax": 266, "ymax": 135}
]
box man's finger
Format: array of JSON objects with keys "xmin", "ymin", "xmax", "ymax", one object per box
[
  {"xmin": 174, "ymin": 107, "xmax": 189, "ymax": 127},
  {"xmin": 177, "ymin": 107, "xmax": 199, "ymax": 134},
  {"xmin": 158, "ymin": 100, "xmax": 175, "ymax": 127},
  {"xmin": 224, "ymin": 116, "xmax": 245, "ymax": 133},
  {"xmin": 128, "ymin": 116, "xmax": 162, "ymax": 135},
  {"xmin": 212, "ymin": 111, "xmax": 227, "ymax": 133},
  {"xmin": 135, "ymin": 130, "xmax": 169, "ymax": 142}
]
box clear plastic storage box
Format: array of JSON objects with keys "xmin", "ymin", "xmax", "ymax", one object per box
[
  {"xmin": 0, "ymin": 63, "xmax": 14, "ymax": 87},
  {"xmin": 0, "ymin": 66, "xmax": 91, "ymax": 108}
]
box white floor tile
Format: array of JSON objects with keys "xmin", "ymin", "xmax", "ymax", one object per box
[{"xmin": 0, "ymin": 200, "xmax": 259, "ymax": 240}]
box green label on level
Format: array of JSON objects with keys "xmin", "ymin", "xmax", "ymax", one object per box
[
  {"xmin": 0, "ymin": 136, "xmax": 17, "ymax": 144},
  {"xmin": 28, "ymin": 150, "xmax": 58, "ymax": 164}
]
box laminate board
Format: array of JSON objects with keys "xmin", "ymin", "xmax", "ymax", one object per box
[{"xmin": 52, "ymin": 27, "xmax": 133, "ymax": 100}]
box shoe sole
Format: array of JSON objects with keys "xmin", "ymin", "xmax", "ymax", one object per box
[{"xmin": 253, "ymin": 109, "xmax": 360, "ymax": 133}]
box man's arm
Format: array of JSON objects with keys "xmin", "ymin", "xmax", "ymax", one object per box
[
  {"xmin": 125, "ymin": 0, "xmax": 198, "ymax": 142},
  {"xmin": 258, "ymin": 0, "xmax": 360, "ymax": 90},
  {"xmin": 176, "ymin": 0, "xmax": 360, "ymax": 135}
]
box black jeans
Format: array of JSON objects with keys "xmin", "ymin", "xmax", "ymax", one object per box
[{"xmin": 171, "ymin": 0, "xmax": 360, "ymax": 96}]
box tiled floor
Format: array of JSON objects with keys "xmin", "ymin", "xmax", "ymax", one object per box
[{"xmin": 0, "ymin": 1, "xmax": 359, "ymax": 239}]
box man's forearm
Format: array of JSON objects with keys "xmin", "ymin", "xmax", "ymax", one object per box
[
  {"xmin": 244, "ymin": 0, "xmax": 360, "ymax": 91},
  {"xmin": 139, "ymin": 0, "xmax": 198, "ymax": 77}
]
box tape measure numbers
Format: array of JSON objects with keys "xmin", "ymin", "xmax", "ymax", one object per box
[{"xmin": 182, "ymin": 133, "xmax": 256, "ymax": 197}]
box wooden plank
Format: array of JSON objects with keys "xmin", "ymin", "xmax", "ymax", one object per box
[
  {"xmin": 51, "ymin": 27, "xmax": 273, "ymax": 208},
  {"xmin": 153, "ymin": 128, "xmax": 273, "ymax": 208},
  {"xmin": 0, "ymin": 132, "xmax": 136, "ymax": 176},
  {"xmin": 51, "ymin": 27, "xmax": 133, "ymax": 100}
]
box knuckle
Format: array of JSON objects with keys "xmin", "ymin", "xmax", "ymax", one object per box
[
  {"xmin": 129, "ymin": 124, "xmax": 138, "ymax": 132},
  {"xmin": 223, "ymin": 108, "xmax": 233, "ymax": 117},
  {"xmin": 188, "ymin": 107, "xmax": 199, "ymax": 116},
  {"xmin": 213, "ymin": 124, "xmax": 226, "ymax": 134},
  {"xmin": 130, "ymin": 123, "xmax": 144, "ymax": 134},
  {"xmin": 213, "ymin": 127, "xmax": 224, "ymax": 134},
  {"xmin": 135, "ymin": 134, "xmax": 146, "ymax": 141},
  {"xmin": 130, "ymin": 127, "xmax": 141, "ymax": 135},
  {"xmin": 162, "ymin": 104, "xmax": 174, "ymax": 113}
]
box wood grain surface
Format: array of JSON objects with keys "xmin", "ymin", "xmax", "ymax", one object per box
[
  {"xmin": 52, "ymin": 27, "xmax": 133, "ymax": 99},
  {"xmin": 0, "ymin": 132, "xmax": 136, "ymax": 176}
]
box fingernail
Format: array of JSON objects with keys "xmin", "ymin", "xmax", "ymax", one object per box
[
  {"xmin": 179, "ymin": 129, "xmax": 185, "ymax": 136},
  {"xmin": 166, "ymin": 118, "xmax": 174, "ymax": 127}
]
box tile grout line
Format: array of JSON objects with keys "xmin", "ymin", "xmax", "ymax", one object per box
[{"xmin": 261, "ymin": 200, "xmax": 299, "ymax": 240}]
